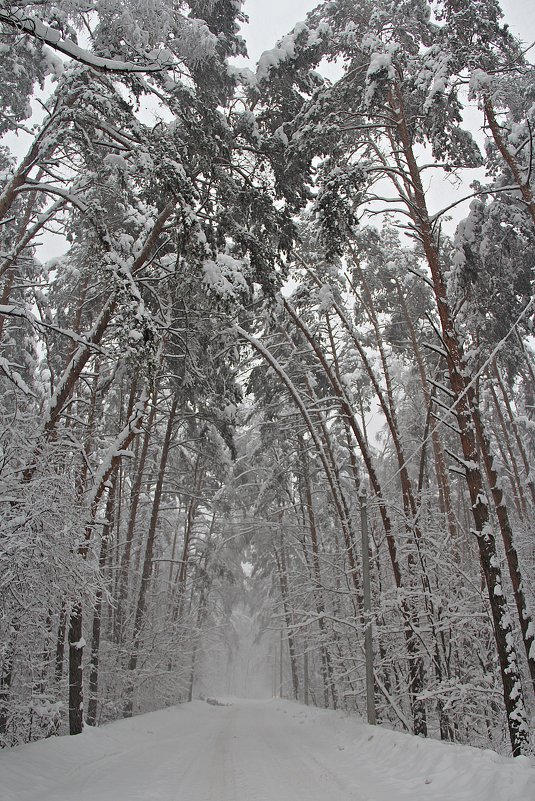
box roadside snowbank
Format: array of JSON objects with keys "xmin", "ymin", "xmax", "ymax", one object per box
[{"xmin": 272, "ymin": 701, "xmax": 535, "ymax": 801}]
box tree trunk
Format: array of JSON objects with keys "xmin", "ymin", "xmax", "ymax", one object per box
[
  {"xmin": 171, "ymin": 449, "xmax": 206, "ymax": 629},
  {"xmin": 274, "ymin": 519, "xmax": 300, "ymax": 701},
  {"xmin": 298, "ymin": 438, "xmax": 338, "ymax": 709},
  {"xmin": 392, "ymin": 84, "xmax": 530, "ymax": 754},
  {"xmin": 0, "ymin": 628, "xmax": 18, "ymax": 740},
  {"xmin": 55, "ymin": 604, "xmax": 67, "ymax": 683},
  {"xmin": 67, "ymin": 605, "xmax": 84, "ymax": 735},
  {"xmin": 488, "ymin": 384, "xmax": 527, "ymax": 518},
  {"xmin": 493, "ymin": 362, "xmax": 535, "ymax": 506},
  {"xmin": 67, "ymin": 386, "xmax": 150, "ymax": 734},
  {"xmin": 286, "ymin": 301, "xmax": 428, "ymax": 735},
  {"xmin": 123, "ymin": 394, "xmax": 178, "ymax": 717},
  {"xmin": 115, "ymin": 389, "xmax": 158, "ymax": 644},
  {"xmin": 87, "ymin": 476, "xmax": 117, "ymax": 726}
]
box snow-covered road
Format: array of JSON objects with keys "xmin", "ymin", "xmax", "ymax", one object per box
[{"xmin": 2, "ymin": 699, "xmax": 534, "ymax": 801}]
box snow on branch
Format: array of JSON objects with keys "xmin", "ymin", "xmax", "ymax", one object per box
[
  {"xmin": 0, "ymin": 8, "xmax": 173, "ymax": 74},
  {"xmin": 15, "ymin": 182, "xmax": 89, "ymax": 213},
  {"xmin": 0, "ymin": 303, "xmax": 107, "ymax": 352},
  {"xmin": 256, "ymin": 21, "xmax": 331, "ymax": 81},
  {"xmin": 0, "ymin": 356, "xmax": 35, "ymax": 397}
]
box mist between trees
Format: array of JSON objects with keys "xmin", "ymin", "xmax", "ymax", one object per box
[{"xmin": 0, "ymin": 0, "xmax": 534, "ymax": 758}]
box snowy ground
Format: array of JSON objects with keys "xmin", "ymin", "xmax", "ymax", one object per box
[{"xmin": 1, "ymin": 699, "xmax": 534, "ymax": 801}]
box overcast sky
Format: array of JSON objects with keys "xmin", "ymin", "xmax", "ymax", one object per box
[{"xmin": 239, "ymin": 0, "xmax": 535, "ymax": 63}]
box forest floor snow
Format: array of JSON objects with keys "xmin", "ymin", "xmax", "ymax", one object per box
[{"xmin": 1, "ymin": 699, "xmax": 534, "ymax": 801}]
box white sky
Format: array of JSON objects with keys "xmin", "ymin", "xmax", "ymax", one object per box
[{"xmin": 239, "ymin": 0, "xmax": 535, "ymax": 63}]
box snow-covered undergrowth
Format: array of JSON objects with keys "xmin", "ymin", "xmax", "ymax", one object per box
[{"xmin": 1, "ymin": 699, "xmax": 533, "ymax": 801}]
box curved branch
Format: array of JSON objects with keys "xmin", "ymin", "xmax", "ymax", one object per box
[{"xmin": 0, "ymin": 9, "xmax": 171, "ymax": 73}]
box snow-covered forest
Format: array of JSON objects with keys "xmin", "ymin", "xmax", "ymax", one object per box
[{"xmin": 1, "ymin": 0, "xmax": 535, "ymax": 769}]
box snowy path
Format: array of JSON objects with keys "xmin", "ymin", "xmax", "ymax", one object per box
[{"xmin": 1, "ymin": 699, "xmax": 534, "ymax": 801}]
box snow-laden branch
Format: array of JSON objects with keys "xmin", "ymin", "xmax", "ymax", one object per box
[
  {"xmin": 0, "ymin": 303, "xmax": 106, "ymax": 352},
  {"xmin": 15, "ymin": 182, "xmax": 89, "ymax": 213},
  {"xmin": 0, "ymin": 8, "xmax": 172, "ymax": 73},
  {"xmin": 0, "ymin": 356, "xmax": 35, "ymax": 397}
]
